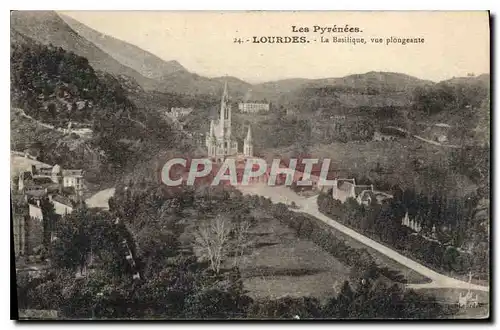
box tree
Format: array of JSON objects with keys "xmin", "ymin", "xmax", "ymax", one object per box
[
  {"xmin": 335, "ymin": 281, "xmax": 354, "ymax": 318},
  {"xmin": 194, "ymin": 216, "xmax": 232, "ymax": 274},
  {"xmin": 442, "ymin": 247, "xmax": 460, "ymax": 272},
  {"xmin": 232, "ymin": 218, "xmax": 252, "ymax": 267}
]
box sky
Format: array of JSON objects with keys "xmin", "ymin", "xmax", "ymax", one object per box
[{"xmin": 60, "ymin": 11, "xmax": 490, "ymax": 83}]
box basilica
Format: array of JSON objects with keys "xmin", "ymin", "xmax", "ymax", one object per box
[{"xmin": 205, "ymin": 81, "xmax": 253, "ymax": 162}]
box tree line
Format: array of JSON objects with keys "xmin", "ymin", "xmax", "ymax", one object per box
[{"xmin": 317, "ymin": 187, "xmax": 488, "ymax": 280}]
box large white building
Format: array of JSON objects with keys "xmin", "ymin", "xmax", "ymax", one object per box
[
  {"xmin": 238, "ymin": 102, "xmax": 270, "ymax": 113},
  {"xmin": 170, "ymin": 107, "xmax": 193, "ymax": 118},
  {"xmin": 206, "ymin": 82, "xmax": 253, "ymax": 162}
]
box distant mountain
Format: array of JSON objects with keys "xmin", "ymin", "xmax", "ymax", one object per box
[
  {"xmin": 251, "ymin": 71, "xmax": 434, "ymax": 111},
  {"xmin": 12, "ymin": 10, "xmax": 484, "ymax": 114},
  {"xmin": 59, "ymin": 13, "xmax": 187, "ymax": 80},
  {"xmin": 10, "ymin": 10, "xmax": 159, "ymax": 90},
  {"xmin": 157, "ymin": 72, "xmax": 252, "ymax": 98},
  {"xmin": 11, "ymin": 11, "xmax": 252, "ymax": 96},
  {"xmin": 443, "ymin": 73, "xmax": 490, "ymax": 87},
  {"xmin": 253, "ymin": 71, "xmax": 433, "ymax": 99}
]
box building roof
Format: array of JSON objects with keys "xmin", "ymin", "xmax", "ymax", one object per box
[
  {"xmin": 62, "ymin": 169, "xmax": 83, "ymax": 177},
  {"xmin": 52, "ymin": 194, "xmax": 74, "ymax": 207},
  {"xmin": 25, "ymin": 188, "xmax": 46, "ymax": 198},
  {"xmin": 10, "ymin": 153, "xmax": 51, "ymax": 179},
  {"xmin": 51, "ymin": 164, "xmax": 61, "ymax": 175},
  {"xmin": 32, "ymin": 177, "xmax": 54, "ymax": 185}
]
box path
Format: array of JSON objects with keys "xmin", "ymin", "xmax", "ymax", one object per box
[
  {"xmin": 13, "ymin": 107, "xmax": 56, "ymax": 130},
  {"xmin": 85, "ymin": 188, "xmax": 115, "ymax": 210},
  {"xmin": 236, "ymin": 184, "xmax": 489, "ymax": 293},
  {"xmin": 385, "ymin": 126, "xmax": 461, "ymax": 149}
]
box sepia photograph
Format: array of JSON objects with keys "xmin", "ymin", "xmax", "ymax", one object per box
[{"xmin": 10, "ymin": 10, "xmax": 490, "ymax": 320}]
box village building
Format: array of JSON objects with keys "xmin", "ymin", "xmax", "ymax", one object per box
[
  {"xmin": 331, "ymin": 178, "xmax": 372, "ymax": 203},
  {"xmin": 331, "ymin": 178, "xmax": 393, "ymax": 205},
  {"xmin": 238, "ymin": 102, "xmax": 270, "ymax": 113},
  {"xmin": 436, "ymin": 134, "xmax": 448, "ymax": 143},
  {"xmin": 62, "ymin": 169, "xmax": 84, "ymax": 194},
  {"xmin": 170, "ymin": 107, "xmax": 193, "ymax": 118},
  {"xmin": 372, "ymin": 131, "xmax": 397, "ymax": 142},
  {"xmin": 421, "ymin": 123, "xmax": 450, "ymax": 144},
  {"xmin": 50, "ymin": 194, "xmax": 74, "ymax": 216},
  {"xmin": 17, "ymin": 164, "xmax": 85, "ymax": 196}
]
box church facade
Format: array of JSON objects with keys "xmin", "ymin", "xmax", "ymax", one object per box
[{"xmin": 206, "ymin": 81, "xmax": 253, "ymax": 162}]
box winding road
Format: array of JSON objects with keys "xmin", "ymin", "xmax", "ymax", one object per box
[
  {"xmin": 384, "ymin": 126, "xmax": 461, "ymax": 149},
  {"xmin": 236, "ymin": 184, "xmax": 489, "ymax": 293},
  {"xmin": 85, "ymin": 183, "xmax": 489, "ymax": 293}
]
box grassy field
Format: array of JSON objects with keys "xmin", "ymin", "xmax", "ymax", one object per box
[{"xmin": 225, "ymin": 211, "xmax": 351, "ymax": 301}]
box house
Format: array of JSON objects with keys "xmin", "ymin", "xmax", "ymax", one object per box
[
  {"xmin": 24, "ymin": 185, "xmax": 48, "ymax": 200},
  {"xmin": 373, "ymin": 131, "xmax": 397, "ymax": 142},
  {"xmin": 357, "ymin": 190, "xmax": 376, "ymax": 206},
  {"xmin": 50, "ymin": 194, "xmax": 74, "ymax": 216},
  {"xmin": 332, "ymin": 178, "xmax": 373, "ymax": 203},
  {"xmin": 62, "ymin": 169, "xmax": 84, "ymax": 192},
  {"xmin": 332, "ymin": 178, "xmax": 393, "ymax": 205},
  {"xmin": 425, "ymin": 123, "xmax": 450, "ymax": 143},
  {"xmin": 28, "ymin": 203, "xmax": 43, "ymax": 221},
  {"xmin": 436, "ymin": 135, "xmax": 448, "ymax": 143}
]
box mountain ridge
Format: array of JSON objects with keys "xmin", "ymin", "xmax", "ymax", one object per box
[
  {"xmin": 11, "ymin": 11, "xmax": 490, "ymax": 105},
  {"xmin": 58, "ymin": 13, "xmax": 188, "ymax": 80}
]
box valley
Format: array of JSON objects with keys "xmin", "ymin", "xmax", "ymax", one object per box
[{"xmin": 10, "ymin": 10, "xmax": 490, "ymax": 320}]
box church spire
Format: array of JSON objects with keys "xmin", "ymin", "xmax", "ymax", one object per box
[
  {"xmin": 209, "ymin": 120, "xmax": 215, "ymax": 138},
  {"xmin": 222, "ymin": 79, "xmax": 228, "ymax": 101},
  {"xmin": 245, "ymin": 126, "xmax": 252, "ymax": 142},
  {"xmin": 243, "ymin": 125, "xmax": 253, "ymax": 157},
  {"xmin": 220, "ymin": 80, "xmax": 229, "ymax": 119}
]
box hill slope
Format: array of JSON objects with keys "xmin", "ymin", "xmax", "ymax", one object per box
[
  {"xmin": 10, "ymin": 10, "xmax": 158, "ymax": 90},
  {"xmin": 59, "ymin": 13, "xmax": 187, "ymax": 80},
  {"xmin": 13, "ymin": 11, "xmax": 253, "ymax": 96}
]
